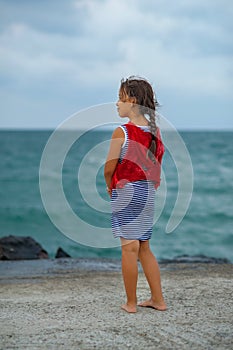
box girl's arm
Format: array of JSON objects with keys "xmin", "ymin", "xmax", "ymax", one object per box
[{"xmin": 104, "ymin": 127, "xmax": 124, "ymax": 195}]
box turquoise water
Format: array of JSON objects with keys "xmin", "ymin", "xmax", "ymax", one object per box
[{"xmin": 0, "ymin": 130, "xmax": 233, "ymax": 262}]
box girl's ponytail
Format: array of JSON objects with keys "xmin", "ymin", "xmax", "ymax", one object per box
[{"xmin": 147, "ymin": 109, "xmax": 157, "ymax": 163}]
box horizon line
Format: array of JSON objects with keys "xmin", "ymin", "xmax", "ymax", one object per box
[{"xmin": 0, "ymin": 127, "xmax": 232, "ymax": 132}]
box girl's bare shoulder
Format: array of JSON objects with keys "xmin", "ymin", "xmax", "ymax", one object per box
[{"xmin": 112, "ymin": 126, "xmax": 125, "ymax": 139}]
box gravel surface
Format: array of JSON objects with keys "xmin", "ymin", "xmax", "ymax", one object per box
[{"xmin": 0, "ymin": 261, "xmax": 232, "ymax": 349}]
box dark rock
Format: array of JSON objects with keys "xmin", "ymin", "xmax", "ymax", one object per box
[
  {"xmin": 160, "ymin": 254, "xmax": 230, "ymax": 264},
  {"xmin": 55, "ymin": 247, "xmax": 71, "ymax": 258},
  {"xmin": 0, "ymin": 235, "xmax": 49, "ymax": 260},
  {"xmin": 0, "ymin": 245, "xmax": 4, "ymax": 260}
]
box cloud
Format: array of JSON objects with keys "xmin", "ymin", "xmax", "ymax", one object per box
[{"xmin": 0, "ymin": 0, "xmax": 232, "ymax": 128}]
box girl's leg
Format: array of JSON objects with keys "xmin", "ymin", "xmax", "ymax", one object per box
[
  {"xmin": 138, "ymin": 240, "xmax": 167, "ymax": 310},
  {"xmin": 120, "ymin": 238, "xmax": 140, "ymax": 313}
]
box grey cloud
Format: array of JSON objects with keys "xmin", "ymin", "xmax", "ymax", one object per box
[{"xmin": 0, "ymin": 0, "xmax": 232, "ymax": 128}]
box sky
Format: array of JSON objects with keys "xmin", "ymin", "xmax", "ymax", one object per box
[{"xmin": 0, "ymin": 0, "xmax": 232, "ymax": 130}]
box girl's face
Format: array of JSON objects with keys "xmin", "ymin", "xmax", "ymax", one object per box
[{"xmin": 116, "ymin": 89, "xmax": 134, "ymax": 118}]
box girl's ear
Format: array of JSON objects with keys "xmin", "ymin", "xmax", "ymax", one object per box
[{"xmin": 129, "ymin": 97, "xmax": 137, "ymax": 104}]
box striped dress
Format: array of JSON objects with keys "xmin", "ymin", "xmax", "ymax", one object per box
[{"xmin": 111, "ymin": 125, "xmax": 155, "ymax": 241}]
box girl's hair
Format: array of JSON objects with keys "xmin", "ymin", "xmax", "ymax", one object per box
[{"xmin": 119, "ymin": 76, "xmax": 159, "ymax": 163}]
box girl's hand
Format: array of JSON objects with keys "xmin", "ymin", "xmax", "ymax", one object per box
[{"xmin": 106, "ymin": 186, "xmax": 112, "ymax": 197}]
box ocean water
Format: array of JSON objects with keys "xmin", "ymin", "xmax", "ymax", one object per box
[{"xmin": 0, "ymin": 130, "xmax": 233, "ymax": 262}]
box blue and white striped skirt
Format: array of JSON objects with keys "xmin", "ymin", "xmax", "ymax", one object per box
[{"xmin": 111, "ymin": 180, "xmax": 155, "ymax": 241}]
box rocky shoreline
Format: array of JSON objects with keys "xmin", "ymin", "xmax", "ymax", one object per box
[
  {"xmin": 0, "ymin": 235, "xmax": 230, "ymax": 265},
  {"xmin": 0, "ymin": 235, "xmax": 71, "ymax": 260}
]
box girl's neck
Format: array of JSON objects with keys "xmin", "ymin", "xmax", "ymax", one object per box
[{"xmin": 128, "ymin": 114, "xmax": 149, "ymax": 126}]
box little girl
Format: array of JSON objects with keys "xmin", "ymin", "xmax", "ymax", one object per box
[{"xmin": 104, "ymin": 76, "xmax": 167, "ymax": 313}]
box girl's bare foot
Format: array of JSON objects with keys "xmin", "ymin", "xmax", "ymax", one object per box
[
  {"xmin": 138, "ymin": 299, "xmax": 167, "ymax": 311},
  {"xmin": 121, "ymin": 303, "xmax": 137, "ymax": 313}
]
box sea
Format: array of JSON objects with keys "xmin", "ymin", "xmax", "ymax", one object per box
[{"xmin": 0, "ymin": 129, "xmax": 233, "ymax": 263}]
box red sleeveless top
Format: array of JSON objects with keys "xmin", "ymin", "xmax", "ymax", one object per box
[{"xmin": 111, "ymin": 122, "xmax": 165, "ymax": 190}]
